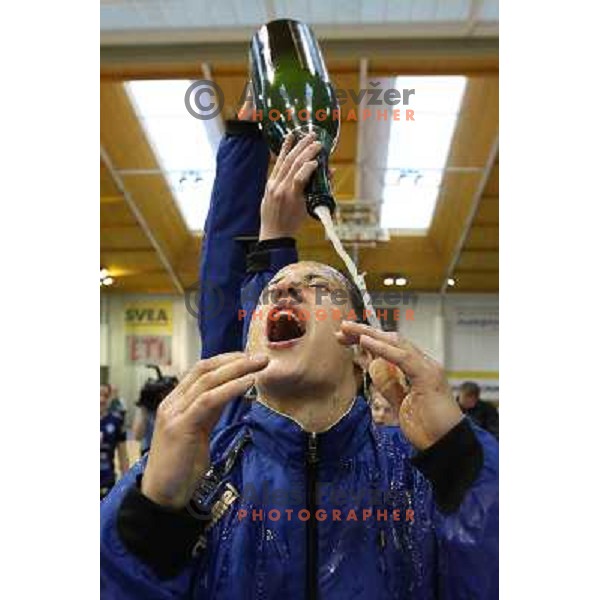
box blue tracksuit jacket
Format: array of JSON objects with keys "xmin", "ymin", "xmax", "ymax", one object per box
[{"xmin": 100, "ymin": 121, "xmax": 499, "ymax": 599}]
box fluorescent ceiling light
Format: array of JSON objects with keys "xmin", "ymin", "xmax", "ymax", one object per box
[
  {"xmin": 125, "ymin": 80, "xmax": 221, "ymax": 232},
  {"xmin": 382, "ymin": 76, "xmax": 466, "ymax": 231}
]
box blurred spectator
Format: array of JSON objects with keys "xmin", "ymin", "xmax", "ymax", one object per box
[
  {"xmin": 370, "ymin": 385, "xmax": 399, "ymax": 426},
  {"xmin": 108, "ymin": 384, "xmax": 126, "ymax": 421},
  {"xmin": 458, "ymin": 381, "xmax": 499, "ymax": 439},
  {"xmin": 100, "ymin": 384, "xmax": 130, "ymax": 500},
  {"xmin": 132, "ymin": 373, "xmax": 179, "ymax": 455}
]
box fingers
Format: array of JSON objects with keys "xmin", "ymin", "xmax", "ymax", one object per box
[
  {"xmin": 177, "ymin": 352, "xmax": 247, "ymax": 395},
  {"xmin": 358, "ymin": 336, "xmax": 420, "ymax": 380},
  {"xmin": 275, "ymin": 133, "xmax": 321, "ymax": 185},
  {"xmin": 290, "ymin": 159, "xmax": 319, "ymax": 192},
  {"xmin": 187, "ymin": 372, "xmax": 261, "ymax": 425},
  {"xmin": 341, "ymin": 321, "xmax": 399, "ymax": 345},
  {"xmin": 271, "ymin": 134, "xmax": 294, "ymax": 181},
  {"xmin": 341, "ymin": 321, "xmax": 423, "ymax": 379},
  {"xmin": 190, "ymin": 354, "xmax": 268, "ymax": 398},
  {"xmin": 237, "ymin": 96, "xmax": 255, "ymax": 121},
  {"xmin": 335, "ymin": 329, "xmax": 359, "ymax": 346}
]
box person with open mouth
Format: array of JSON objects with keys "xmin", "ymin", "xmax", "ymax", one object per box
[{"xmin": 101, "ymin": 111, "xmax": 499, "ymax": 600}]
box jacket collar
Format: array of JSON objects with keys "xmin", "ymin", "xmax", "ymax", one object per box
[{"xmin": 244, "ymin": 396, "xmax": 373, "ymax": 466}]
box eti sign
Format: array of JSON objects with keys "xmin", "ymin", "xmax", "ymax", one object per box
[{"xmin": 124, "ymin": 302, "xmax": 173, "ymax": 365}]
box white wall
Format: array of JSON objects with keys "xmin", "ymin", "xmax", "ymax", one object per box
[
  {"xmin": 380, "ymin": 292, "xmax": 499, "ymax": 401},
  {"xmin": 444, "ymin": 294, "xmax": 499, "ymax": 401},
  {"xmin": 100, "ymin": 292, "xmax": 200, "ymax": 422}
]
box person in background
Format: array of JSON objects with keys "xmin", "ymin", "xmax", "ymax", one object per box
[
  {"xmin": 131, "ymin": 404, "xmax": 154, "ymax": 456},
  {"xmin": 100, "ymin": 384, "xmax": 130, "ymax": 500},
  {"xmin": 370, "ymin": 384, "xmax": 399, "ymax": 426},
  {"xmin": 108, "ymin": 384, "xmax": 126, "ymax": 422},
  {"xmin": 132, "ymin": 375, "xmax": 179, "ymax": 455},
  {"xmin": 458, "ymin": 381, "xmax": 499, "ymax": 439}
]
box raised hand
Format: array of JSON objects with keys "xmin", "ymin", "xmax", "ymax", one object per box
[
  {"xmin": 259, "ymin": 132, "xmax": 323, "ymax": 241},
  {"xmin": 338, "ymin": 322, "xmax": 463, "ymax": 450},
  {"xmin": 141, "ymin": 352, "xmax": 269, "ymax": 509}
]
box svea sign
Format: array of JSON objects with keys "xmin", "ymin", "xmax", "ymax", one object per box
[{"xmin": 124, "ymin": 302, "xmax": 173, "ymax": 365}]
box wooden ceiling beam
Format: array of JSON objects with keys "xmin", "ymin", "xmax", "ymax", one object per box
[
  {"xmin": 101, "ymin": 81, "xmax": 195, "ymax": 294},
  {"xmin": 428, "ymin": 75, "xmax": 499, "ymax": 291},
  {"xmin": 450, "ymin": 271, "xmax": 499, "ymax": 292},
  {"xmin": 456, "ymin": 250, "xmax": 499, "ymax": 271},
  {"xmin": 463, "ymin": 225, "xmax": 499, "ymax": 250},
  {"xmin": 101, "ymin": 37, "xmax": 497, "ymax": 80}
]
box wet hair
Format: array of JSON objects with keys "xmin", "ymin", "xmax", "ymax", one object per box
[
  {"xmin": 341, "ymin": 275, "xmax": 368, "ymax": 325},
  {"xmin": 269, "ymin": 261, "xmax": 369, "ymax": 324},
  {"xmin": 336, "ymin": 271, "xmax": 371, "ymax": 395},
  {"xmin": 460, "ymin": 381, "xmax": 480, "ymax": 399}
]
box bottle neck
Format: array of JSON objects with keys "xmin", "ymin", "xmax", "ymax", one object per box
[{"xmin": 305, "ymin": 149, "xmax": 336, "ymax": 219}]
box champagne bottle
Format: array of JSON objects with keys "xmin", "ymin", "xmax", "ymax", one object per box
[{"xmin": 250, "ymin": 19, "xmax": 340, "ymax": 218}]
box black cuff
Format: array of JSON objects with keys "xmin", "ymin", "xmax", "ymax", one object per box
[
  {"xmin": 246, "ymin": 238, "xmax": 297, "ymax": 273},
  {"xmin": 116, "ymin": 481, "xmax": 205, "ymax": 580},
  {"xmin": 411, "ymin": 418, "xmax": 483, "ymax": 514},
  {"xmin": 225, "ymin": 119, "xmax": 262, "ymax": 138}
]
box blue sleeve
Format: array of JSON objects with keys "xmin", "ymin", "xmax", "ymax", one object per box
[
  {"xmin": 198, "ymin": 122, "xmax": 270, "ymax": 359},
  {"xmin": 433, "ymin": 427, "xmax": 499, "ymax": 598},
  {"xmin": 100, "ymin": 463, "xmax": 196, "ymax": 599}
]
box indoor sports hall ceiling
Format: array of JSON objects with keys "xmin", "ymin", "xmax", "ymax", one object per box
[{"xmin": 100, "ymin": 0, "xmax": 498, "ymax": 294}]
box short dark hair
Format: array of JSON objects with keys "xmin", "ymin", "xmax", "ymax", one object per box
[{"xmin": 460, "ymin": 381, "xmax": 480, "ymax": 398}]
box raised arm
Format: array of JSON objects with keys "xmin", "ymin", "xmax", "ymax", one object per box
[
  {"xmin": 198, "ymin": 114, "xmax": 270, "ymax": 359},
  {"xmin": 209, "ymin": 132, "xmax": 322, "ymax": 433},
  {"xmin": 239, "ymin": 132, "xmax": 323, "ymax": 345}
]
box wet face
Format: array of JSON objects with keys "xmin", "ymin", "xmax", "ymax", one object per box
[
  {"xmin": 100, "ymin": 385, "xmax": 110, "ymax": 412},
  {"xmin": 371, "ymin": 390, "xmax": 395, "ymax": 426},
  {"xmin": 247, "ymin": 262, "xmax": 360, "ymax": 398}
]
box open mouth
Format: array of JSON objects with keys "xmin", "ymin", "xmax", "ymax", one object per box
[{"xmin": 266, "ymin": 306, "xmax": 307, "ymax": 347}]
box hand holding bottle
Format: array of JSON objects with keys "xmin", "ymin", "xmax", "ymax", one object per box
[{"xmin": 259, "ymin": 132, "xmax": 322, "ymax": 241}]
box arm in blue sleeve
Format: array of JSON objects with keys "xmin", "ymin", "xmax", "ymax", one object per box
[
  {"xmin": 100, "ymin": 463, "xmax": 198, "ymax": 599},
  {"xmin": 413, "ymin": 420, "xmax": 499, "ymax": 599},
  {"xmin": 199, "ymin": 120, "xmax": 270, "ymax": 359}
]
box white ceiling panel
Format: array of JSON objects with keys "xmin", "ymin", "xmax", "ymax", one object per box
[
  {"xmin": 434, "ymin": 0, "xmax": 471, "ymax": 21},
  {"xmin": 308, "ymin": 0, "xmax": 337, "ymax": 24},
  {"xmin": 101, "ymin": 0, "xmax": 498, "ymax": 34},
  {"xmin": 480, "ymin": 0, "xmax": 500, "ymax": 21},
  {"xmin": 360, "ymin": 0, "xmax": 387, "ymax": 24},
  {"xmin": 410, "ymin": 0, "xmax": 438, "ymax": 22},
  {"xmin": 386, "ymin": 0, "xmax": 415, "ymax": 21},
  {"xmin": 232, "ymin": 0, "xmax": 269, "ymax": 26}
]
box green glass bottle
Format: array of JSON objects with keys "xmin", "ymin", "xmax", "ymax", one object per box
[{"xmin": 250, "ymin": 19, "xmax": 340, "ymax": 218}]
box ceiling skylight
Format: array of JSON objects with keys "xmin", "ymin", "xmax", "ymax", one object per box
[
  {"xmin": 381, "ymin": 76, "xmax": 466, "ymax": 231},
  {"xmin": 125, "ymin": 80, "xmax": 221, "ymax": 232}
]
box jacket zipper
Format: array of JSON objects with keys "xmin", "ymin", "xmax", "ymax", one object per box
[{"xmin": 306, "ymin": 432, "xmax": 319, "ymax": 600}]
